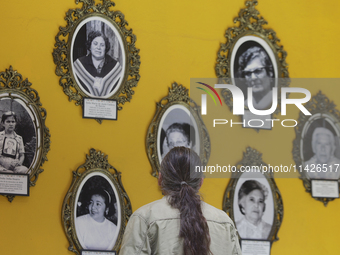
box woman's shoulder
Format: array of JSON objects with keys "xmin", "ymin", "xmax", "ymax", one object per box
[
  {"xmin": 74, "ymin": 55, "xmax": 92, "ymax": 67},
  {"xmin": 104, "ymin": 55, "xmax": 119, "ymax": 68},
  {"xmin": 262, "ymin": 220, "xmax": 272, "ymax": 231},
  {"xmin": 201, "ymin": 201, "xmax": 234, "ymax": 225},
  {"xmin": 75, "ymin": 214, "xmax": 91, "ymax": 227},
  {"xmin": 131, "ymin": 197, "xmax": 178, "ymax": 223},
  {"xmin": 13, "ymin": 132, "xmax": 23, "ymax": 140},
  {"xmin": 105, "ymin": 218, "xmax": 117, "ymax": 230}
]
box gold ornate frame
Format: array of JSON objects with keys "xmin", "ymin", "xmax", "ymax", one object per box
[
  {"xmin": 146, "ymin": 83, "xmax": 211, "ymax": 178},
  {"xmin": 62, "ymin": 148, "xmax": 132, "ymax": 254},
  {"xmin": 53, "ymin": 0, "xmax": 140, "ymax": 123},
  {"xmin": 215, "ymin": 0, "xmax": 289, "ymax": 115},
  {"xmin": 293, "ymin": 91, "xmax": 340, "ymax": 206},
  {"xmin": 0, "ymin": 66, "xmax": 51, "ymax": 202},
  {"xmin": 223, "ymin": 147, "xmax": 283, "ymax": 243}
]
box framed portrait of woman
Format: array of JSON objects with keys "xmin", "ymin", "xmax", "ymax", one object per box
[
  {"xmin": 293, "ymin": 91, "xmax": 340, "ymax": 205},
  {"xmin": 0, "ymin": 66, "xmax": 50, "ymax": 202},
  {"xmin": 223, "ymin": 147, "xmax": 283, "ymax": 244},
  {"xmin": 71, "ymin": 16, "xmax": 126, "ymax": 99},
  {"xmin": 215, "ymin": 0, "xmax": 289, "ymax": 129},
  {"xmin": 53, "ymin": 0, "xmax": 140, "ymax": 121},
  {"xmin": 146, "ymin": 83, "xmax": 210, "ymax": 178},
  {"xmin": 62, "ymin": 148, "xmax": 132, "ymax": 254}
]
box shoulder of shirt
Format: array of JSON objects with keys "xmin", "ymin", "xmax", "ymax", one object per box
[
  {"xmin": 201, "ymin": 201, "xmax": 234, "ymax": 225},
  {"xmin": 76, "ymin": 214, "xmax": 90, "ymax": 223},
  {"xmin": 0, "ymin": 131, "xmax": 5, "ymax": 136},
  {"xmin": 105, "ymin": 218, "xmax": 117, "ymax": 229},
  {"xmin": 104, "ymin": 55, "xmax": 119, "ymax": 68},
  {"xmin": 130, "ymin": 197, "xmax": 179, "ymax": 224},
  {"xmin": 130, "ymin": 198, "xmax": 234, "ymax": 227},
  {"xmin": 104, "ymin": 54, "xmax": 116, "ymax": 63},
  {"xmin": 13, "ymin": 132, "xmax": 22, "ymax": 140},
  {"xmin": 76, "ymin": 55, "xmax": 92, "ymax": 65}
]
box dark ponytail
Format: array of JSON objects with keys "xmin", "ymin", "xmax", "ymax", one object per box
[{"xmin": 160, "ymin": 147, "xmax": 212, "ymax": 255}]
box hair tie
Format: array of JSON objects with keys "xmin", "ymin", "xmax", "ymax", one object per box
[
  {"xmin": 180, "ymin": 181, "xmax": 187, "ymax": 186},
  {"xmin": 103, "ymin": 190, "xmax": 111, "ymax": 203}
]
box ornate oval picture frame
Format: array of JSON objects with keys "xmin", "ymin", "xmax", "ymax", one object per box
[
  {"xmin": 0, "ymin": 66, "xmax": 51, "ymax": 202},
  {"xmin": 146, "ymin": 83, "xmax": 210, "ymax": 177},
  {"xmin": 62, "ymin": 148, "xmax": 132, "ymax": 254},
  {"xmin": 293, "ymin": 91, "xmax": 340, "ymax": 206},
  {"xmin": 53, "ymin": 0, "xmax": 140, "ymax": 122},
  {"xmin": 215, "ymin": 0, "xmax": 289, "ymax": 118},
  {"xmin": 223, "ymin": 147, "xmax": 283, "ymax": 245}
]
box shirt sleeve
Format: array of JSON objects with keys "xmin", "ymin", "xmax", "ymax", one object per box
[
  {"xmin": 17, "ymin": 136, "xmax": 25, "ymax": 154},
  {"xmin": 119, "ymin": 214, "xmax": 151, "ymax": 255},
  {"xmin": 229, "ymin": 223, "xmax": 242, "ymax": 255}
]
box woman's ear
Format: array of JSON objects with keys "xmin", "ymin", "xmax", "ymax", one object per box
[{"xmin": 105, "ymin": 208, "xmax": 109, "ymax": 216}]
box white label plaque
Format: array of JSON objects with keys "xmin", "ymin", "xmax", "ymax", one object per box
[
  {"xmin": 82, "ymin": 250, "xmax": 116, "ymax": 255},
  {"xmin": 83, "ymin": 98, "xmax": 117, "ymax": 120},
  {"xmin": 0, "ymin": 173, "xmax": 29, "ymax": 196},
  {"xmin": 311, "ymin": 180, "xmax": 339, "ymax": 198},
  {"xmin": 241, "ymin": 240, "xmax": 271, "ymax": 255}
]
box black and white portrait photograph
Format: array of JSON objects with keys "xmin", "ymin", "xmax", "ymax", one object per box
[
  {"xmin": 0, "ymin": 98, "xmax": 36, "ymax": 174},
  {"xmin": 301, "ymin": 115, "xmax": 340, "ymax": 180},
  {"xmin": 74, "ymin": 172, "xmax": 120, "ymax": 251},
  {"xmin": 71, "ymin": 16, "xmax": 125, "ymax": 98},
  {"xmin": 231, "ymin": 36, "xmax": 278, "ymax": 110},
  {"xmin": 157, "ymin": 104, "xmax": 199, "ymax": 161},
  {"xmin": 233, "ymin": 172, "xmax": 274, "ymax": 240}
]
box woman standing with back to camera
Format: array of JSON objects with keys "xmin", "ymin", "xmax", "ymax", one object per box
[{"xmin": 120, "ymin": 147, "xmax": 241, "ymax": 255}]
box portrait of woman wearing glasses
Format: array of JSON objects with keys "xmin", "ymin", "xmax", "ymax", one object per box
[{"xmin": 234, "ymin": 42, "xmax": 275, "ymax": 110}]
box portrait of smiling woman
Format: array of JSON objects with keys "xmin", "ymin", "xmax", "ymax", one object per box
[
  {"xmin": 75, "ymin": 175, "xmax": 119, "ymax": 250},
  {"xmin": 72, "ymin": 18, "xmax": 124, "ymax": 98}
]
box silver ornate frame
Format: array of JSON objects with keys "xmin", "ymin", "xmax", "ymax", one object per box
[
  {"xmin": 53, "ymin": 0, "xmax": 140, "ymax": 123},
  {"xmin": 292, "ymin": 91, "xmax": 340, "ymax": 206},
  {"xmin": 146, "ymin": 83, "xmax": 211, "ymax": 178},
  {"xmin": 62, "ymin": 148, "xmax": 132, "ymax": 254},
  {"xmin": 215, "ymin": 0, "xmax": 289, "ymax": 115},
  {"xmin": 223, "ymin": 147, "xmax": 283, "ymax": 242},
  {"xmin": 0, "ymin": 66, "xmax": 51, "ymax": 202}
]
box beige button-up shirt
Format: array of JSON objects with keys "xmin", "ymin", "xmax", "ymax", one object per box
[{"xmin": 119, "ymin": 197, "xmax": 241, "ymax": 255}]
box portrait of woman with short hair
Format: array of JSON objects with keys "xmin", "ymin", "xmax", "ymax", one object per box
[
  {"xmin": 302, "ymin": 117, "xmax": 340, "ymax": 180},
  {"xmin": 72, "ymin": 18, "xmax": 125, "ymax": 98},
  {"xmin": 231, "ymin": 36, "xmax": 277, "ymax": 110},
  {"xmin": 75, "ymin": 175, "xmax": 119, "ymax": 250},
  {"xmin": 236, "ymin": 179, "xmax": 272, "ymax": 239}
]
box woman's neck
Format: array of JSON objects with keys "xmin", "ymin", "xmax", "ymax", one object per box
[
  {"xmin": 91, "ymin": 55, "xmax": 104, "ymax": 69},
  {"xmin": 5, "ymin": 130, "xmax": 14, "ymax": 136},
  {"xmin": 245, "ymin": 216, "xmax": 261, "ymax": 226}
]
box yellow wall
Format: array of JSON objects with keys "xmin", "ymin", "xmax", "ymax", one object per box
[{"xmin": 0, "ymin": 0, "xmax": 339, "ymax": 254}]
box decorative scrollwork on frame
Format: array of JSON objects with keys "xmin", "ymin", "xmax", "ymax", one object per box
[
  {"xmin": 215, "ymin": 0, "xmax": 289, "ymax": 115},
  {"xmin": 0, "ymin": 66, "xmax": 51, "ymax": 202},
  {"xmin": 223, "ymin": 147, "xmax": 283, "ymax": 243},
  {"xmin": 146, "ymin": 82, "xmax": 211, "ymax": 178},
  {"xmin": 293, "ymin": 91, "xmax": 340, "ymax": 206},
  {"xmin": 53, "ymin": 0, "xmax": 140, "ymax": 123},
  {"xmin": 62, "ymin": 148, "xmax": 132, "ymax": 254}
]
